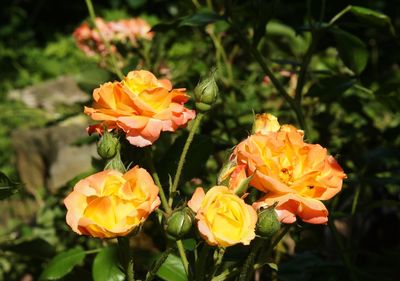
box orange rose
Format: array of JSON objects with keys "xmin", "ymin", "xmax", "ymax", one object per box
[
  {"xmin": 188, "ymin": 186, "xmax": 257, "ymax": 247},
  {"xmin": 234, "ymin": 114, "xmax": 346, "ymax": 224},
  {"xmin": 64, "ymin": 166, "xmax": 160, "ymax": 238},
  {"xmin": 84, "ymin": 70, "xmax": 196, "ymax": 147}
]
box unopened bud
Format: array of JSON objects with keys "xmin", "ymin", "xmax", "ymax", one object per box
[
  {"xmin": 194, "ymin": 70, "xmax": 218, "ymax": 112},
  {"xmin": 252, "ymin": 113, "xmax": 280, "ymax": 135},
  {"xmin": 97, "ymin": 130, "xmax": 119, "ymax": 160},
  {"xmin": 256, "ymin": 206, "xmax": 281, "ymax": 238},
  {"xmin": 166, "ymin": 208, "xmax": 194, "ymax": 240}
]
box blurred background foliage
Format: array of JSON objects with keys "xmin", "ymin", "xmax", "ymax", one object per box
[{"xmin": 0, "ymin": 0, "xmax": 399, "ymax": 280}]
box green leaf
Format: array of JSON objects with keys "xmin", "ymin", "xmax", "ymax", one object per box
[
  {"xmin": 266, "ymin": 21, "xmax": 309, "ymax": 56},
  {"xmin": 307, "ymin": 76, "xmax": 356, "ymax": 101},
  {"xmin": 0, "ymin": 171, "xmax": 19, "ymax": 200},
  {"xmin": 179, "ymin": 11, "xmax": 223, "ymax": 27},
  {"xmin": 145, "ymin": 248, "xmax": 173, "ymax": 281},
  {"xmin": 267, "ymin": 263, "xmax": 278, "ymax": 271},
  {"xmin": 92, "ymin": 246, "xmax": 125, "ymax": 281},
  {"xmin": 40, "ymin": 247, "xmax": 86, "ymax": 280},
  {"xmin": 349, "ymin": 6, "xmax": 396, "ymax": 35},
  {"xmin": 332, "ymin": 29, "xmax": 368, "ymax": 74},
  {"xmin": 151, "ymin": 22, "xmax": 178, "ymax": 32},
  {"xmin": 182, "ymin": 239, "xmax": 197, "ymax": 251},
  {"xmin": 3, "ymin": 238, "xmax": 55, "ymax": 258},
  {"xmin": 156, "ymin": 254, "xmax": 188, "ymax": 281},
  {"xmin": 127, "ymin": 0, "xmax": 146, "ymax": 9}
]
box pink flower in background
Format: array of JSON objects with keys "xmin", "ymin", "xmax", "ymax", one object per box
[{"xmin": 73, "ymin": 17, "xmax": 153, "ymax": 57}]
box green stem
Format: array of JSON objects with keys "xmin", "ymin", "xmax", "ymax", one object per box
[
  {"xmin": 192, "ymin": 0, "xmax": 201, "ymax": 9},
  {"xmin": 211, "ymin": 268, "xmax": 239, "ymax": 281},
  {"xmin": 169, "ymin": 113, "xmax": 204, "ymax": 206},
  {"xmin": 144, "ymin": 148, "xmax": 171, "ymax": 214},
  {"xmin": 239, "ymin": 239, "xmax": 263, "ymax": 281},
  {"xmin": 254, "ymin": 224, "xmax": 290, "ymax": 271},
  {"xmin": 228, "ymin": 21, "xmax": 306, "ymax": 130},
  {"xmin": 84, "ymin": 0, "xmax": 124, "ymax": 79},
  {"xmin": 176, "ymin": 240, "xmax": 190, "ymax": 277},
  {"xmin": 84, "ymin": 249, "xmax": 102, "ymax": 255},
  {"xmin": 213, "ymin": 228, "xmax": 288, "ymax": 281},
  {"xmin": 295, "ymin": 0, "xmax": 325, "ymax": 104},
  {"xmin": 328, "ymin": 220, "xmax": 358, "ymax": 281},
  {"xmin": 294, "ymin": 32, "xmax": 319, "ymax": 104},
  {"xmin": 105, "ymin": 151, "xmax": 126, "ymax": 173},
  {"xmin": 328, "ymin": 5, "xmax": 352, "ymax": 26},
  {"xmin": 351, "ymin": 168, "xmax": 365, "ymax": 215},
  {"xmin": 145, "ymin": 248, "xmax": 173, "ymax": 281},
  {"xmin": 195, "ymin": 244, "xmax": 211, "ymax": 281},
  {"xmin": 211, "ymin": 247, "xmax": 226, "ymax": 279},
  {"xmin": 118, "ymin": 237, "xmax": 135, "ymax": 281},
  {"xmin": 207, "ymin": 29, "xmax": 234, "ymax": 85}
]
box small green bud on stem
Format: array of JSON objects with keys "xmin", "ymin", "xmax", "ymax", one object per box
[
  {"xmin": 256, "ymin": 205, "xmax": 281, "ymax": 238},
  {"xmin": 97, "ymin": 130, "xmax": 120, "ymax": 160},
  {"xmin": 194, "ymin": 69, "xmax": 219, "ymax": 112},
  {"xmin": 166, "ymin": 207, "xmax": 194, "ymax": 240}
]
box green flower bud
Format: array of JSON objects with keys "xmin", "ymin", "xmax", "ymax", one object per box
[
  {"xmin": 256, "ymin": 206, "xmax": 281, "ymax": 238},
  {"xmin": 97, "ymin": 130, "xmax": 119, "ymax": 160},
  {"xmin": 166, "ymin": 207, "xmax": 194, "ymax": 240},
  {"xmin": 194, "ymin": 70, "xmax": 218, "ymax": 112}
]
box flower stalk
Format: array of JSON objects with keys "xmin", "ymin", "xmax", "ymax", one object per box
[
  {"xmin": 169, "ymin": 112, "xmax": 204, "ymax": 206},
  {"xmin": 84, "ymin": 0, "xmax": 124, "ymax": 79},
  {"xmin": 118, "ymin": 237, "xmax": 135, "ymax": 281}
]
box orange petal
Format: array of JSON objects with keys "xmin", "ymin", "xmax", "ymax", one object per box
[{"xmin": 188, "ymin": 187, "xmax": 205, "ymax": 212}]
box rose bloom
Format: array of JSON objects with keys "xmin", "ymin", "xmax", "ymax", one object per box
[
  {"xmin": 73, "ymin": 17, "xmax": 153, "ymax": 57},
  {"xmin": 84, "ymin": 70, "xmax": 196, "ymax": 147},
  {"xmin": 234, "ymin": 114, "xmax": 346, "ymax": 224},
  {"xmin": 64, "ymin": 166, "xmax": 160, "ymax": 238},
  {"xmin": 188, "ymin": 186, "xmax": 257, "ymax": 247}
]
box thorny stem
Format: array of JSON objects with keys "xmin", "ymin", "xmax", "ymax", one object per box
[
  {"xmin": 207, "ymin": 28, "xmax": 234, "ymax": 85},
  {"xmin": 295, "ymin": 0, "xmax": 325, "ymax": 104},
  {"xmin": 118, "ymin": 237, "xmax": 134, "ymax": 281},
  {"xmin": 211, "ymin": 247, "xmax": 226, "ymax": 279},
  {"xmin": 176, "ymin": 240, "xmax": 190, "ymax": 277},
  {"xmin": 228, "ymin": 20, "xmax": 307, "ymax": 130},
  {"xmin": 144, "ymin": 148, "xmax": 171, "ymax": 214},
  {"xmin": 144, "ymin": 149, "xmax": 189, "ymax": 276},
  {"xmin": 328, "ymin": 220, "xmax": 358, "ymax": 281},
  {"xmin": 213, "ymin": 225, "xmax": 291, "ymax": 281},
  {"xmin": 169, "ymin": 113, "xmax": 204, "ymax": 207},
  {"xmin": 239, "ymin": 239, "xmax": 263, "ymax": 281},
  {"xmin": 328, "ymin": 5, "xmax": 352, "ymax": 26},
  {"xmin": 85, "ymin": 0, "xmax": 124, "ymax": 79}
]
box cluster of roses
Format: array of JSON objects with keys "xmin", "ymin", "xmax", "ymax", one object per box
[
  {"xmin": 64, "ymin": 70, "xmax": 346, "ymax": 248},
  {"xmin": 73, "ymin": 17, "xmax": 153, "ymax": 58}
]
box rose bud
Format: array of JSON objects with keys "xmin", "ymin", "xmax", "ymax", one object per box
[
  {"xmin": 194, "ymin": 70, "xmax": 218, "ymax": 112},
  {"xmin": 97, "ymin": 130, "xmax": 120, "ymax": 160},
  {"xmin": 256, "ymin": 206, "xmax": 281, "ymax": 239},
  {"xmin": 166, "ymin": 207, "xmax": 194, "ymax": 240}
]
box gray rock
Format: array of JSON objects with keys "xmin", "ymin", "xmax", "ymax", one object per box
[
  {"xmin": 8, "ymin": 76, "xmax": 89, "ymax": 117},
  {"xmin": 12, "ymin": 117, "xmax": 98, "ymax": 193}
]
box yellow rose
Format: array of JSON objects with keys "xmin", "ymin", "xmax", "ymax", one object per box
[
  {"xmin": 64, "ymin": 166, "xmax": 160, "ymax": 238},
  {"xmin": 188, "ymin": 186, "xmax": 257, "ymax": 247}
]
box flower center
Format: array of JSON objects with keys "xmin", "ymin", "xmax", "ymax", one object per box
[{"xmin": 279, "ymin": 167, "xmax": 294, "ymax": 185}]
